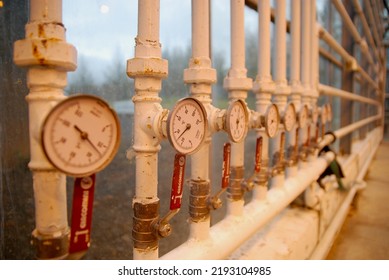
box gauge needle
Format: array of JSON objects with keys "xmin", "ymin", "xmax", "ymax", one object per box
[
  {"xmin": 177, "ymin": 123, "xmax": 191, "ymax": 140},
  {"xmin": 74, "ymin": 125, "xmax": 102, "ymax": 156}
]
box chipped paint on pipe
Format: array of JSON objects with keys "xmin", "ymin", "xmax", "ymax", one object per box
[
  {"xmin": 223, "ymin": 0, "xmax": 253, "ymax": 215},
  {"xmin": 127, "ymin": 0, "xmax": 168, "ymax": 260},
  {"xmin": 14, "ymin": 0, "xmax": 77, "ymax": 259}
]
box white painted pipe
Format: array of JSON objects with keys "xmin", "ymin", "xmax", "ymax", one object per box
[
  {"xmin": 334, "ymin": 114, "xmax": 382, "ymax": 139},
  {"xmin": 270, "ymin": 0, "xmax": 289, "ymax": 189},
  {"xmin": 127, "ymin": 0, "xmax": 168, "ymax": 260},
  {"xmin": 332, "ymin": 0, "xmax": 375, "ymax": 67},
  {"xmin": 287, "ymin": 0, "xmax": 302, "ymax": 178},
  {"xmin": 319, "ymin": 84, "xmax": 380, "ymax": 106},
  {"xmin": 310, "ymin": 130, "xmax": 381, "ymax": 259},
  {"xmin": 290, "ymin": 0, "xmax": 301, "ymax": 89},
  {"xmin": 224, "ymin": 0, "xmax": 252, "ymax": 214},
  {"xmin": 14, "ymin": 0, "xmax": 77, "ymax": 259},
  {"xmin": 352, "ymin": 0, "xmax": 379, "ymax": 64},
  {"xmin": 252, "ymin": 0, "xmax": 274, "ymax": 199},
  {"xmin": 184, "ymin": 0, "xmax": 216, "ymax": 241},
  {"xmin": 161, "ymin": 151, "xmax": 335, "ymax": 259},
  {"xmin": 192, "ymin": 0, "xmax": 210, "ymax": 59},
  {"xmin": 299, "ymin": 0, "xmax": 311, "ymax": 164},
  {"xmin": 257, "ymin": 0, "xmax": 272, "ymax": 83}
]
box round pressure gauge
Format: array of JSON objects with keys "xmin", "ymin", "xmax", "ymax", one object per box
[
  {"xmin": 41, "ymin": 94, "xmax": 121, "ymax": 177},
  {"xmin": 311, "ymin": 104, "xmax": 319, "ymax": 124},
  {"xmin": 264, "ymin": 104, "xmax": 280, "ymax": 138},
  {"xmin": 226, "ymin": 99, "xmax": 248, "ymax": 143},
  {"xmin": 167, "ymin": 97, "xmax": 207, "ymax": 155},
  {"xmin": 282, "ymin": 102, "xmax": 296, "ymax": 132},
  {"xmin": 298, "ymin": 104, "xmax": 309, "ymax": 128}
]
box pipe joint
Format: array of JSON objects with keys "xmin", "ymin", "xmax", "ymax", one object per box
[
  {"xmin": 127, "ymin": 57, "xmax": 168, "ymax": 79},
  {"xmin": 253, "ymin": 77, "xmax": 276, "ymax": 94},
  {"xmin": 189, "ymin": 180, "xmax": 210, "ymax": 222},
  {"xmin": 184, "ymin": 57, "xmax": 217, "ymax": 85},
  {"xmin": 14, "ymin": 21, "xmax": 77, "ymax": 71},
  {"xmin": 31, "ymin": 228, "xmax": 70, "ymax": 260},
  {"xmin": 132, "ymin": 201, "xmax": 160, "ymax": 251},
  {"xmin": 207, "ymin": 105, "xmax": 226, "ymax": 133},
  {"xmin": 223, "ymin": 76, "xmax": 253, "ymax": 92},
  {"xmin": 228, "ymin": 166, "xmax": 245, "ymax": 200}
]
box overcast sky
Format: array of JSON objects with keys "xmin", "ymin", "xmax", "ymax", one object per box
[
  {"xmin": 62, "ymin": 1, "xmax": 326, "ymax": 83},
  {"xmin": 63, "ymin": 0, "xmax": 259, "ymax": 80}
]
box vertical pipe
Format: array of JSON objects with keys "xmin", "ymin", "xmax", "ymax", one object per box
[
  {"xmin": 252, "ymin": 0, "xmax": 275, "ymax": 199},
  {"xmin": 13, "ymin": 0, "xmax": 77, "ymax": 259},
  {"xmin": 310, "ymin": 0, "xmax": 319, "ymax": 153},
  {"xmin": 270, "ymin": 0, "xmax": 289, "ymax": 189},
  {"xmin": 287, "ymin": 0, "xmax": 302, "ymax": 178},
  {"xmin": 299, "ymin": 0, "xmax": 311, "ymax": 168},
  {"xmin": 184, "ymin": 0, "xmax": 217, "ymax": 240},
  {"xmin": 224, "ymin": 0, "xmax": 252, "ymax": 215},
  {"xmin": 127, "ymin": 0, "xmax": 168, "ymax": 259}
]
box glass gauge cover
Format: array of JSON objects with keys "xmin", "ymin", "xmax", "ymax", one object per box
[
  {"xmin": 167, "ymin": 97, "xmax": 207, "ymax": 155},
  {"xmin": 226, "ymin": 99, "xmax": 248, "ymax": 143},
  {"xmin": 283, "ymin": 102, "xmax": 296, "ymax": 132},
  {"xmin": 264, "ymin": 104, "xmax": 280, "ymax": 138},
  {"xmin": 41, "ymin": 94, "xmax": 121, "ymax": 177},
  {"xmin": 298, "ymin": 104, "xmax": 309, "ymax": 128}
]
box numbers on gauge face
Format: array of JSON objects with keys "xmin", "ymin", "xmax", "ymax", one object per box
[
  {"xmin": 283, "ymin": 102, "xmax": 296, "ymax": 132},
  {"xmin": 265, "ymin": 104, "xmax": 280, "ymax": 138},
  {"xmin": 226, "ymin": 100, "xmax": 248, "ymax": 143},
  {"xmin": 298, "ymin": 104, "xmax": 309, "ymax": 128},
  {"xmin": 167, "ymin": 98, "xmax": 207, "ymax": 155},
  {"xmin": 41, "ymin": 95, "xmax": 121, "ymax": 177}
]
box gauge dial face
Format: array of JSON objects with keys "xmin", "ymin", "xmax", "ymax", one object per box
[
  {"xmin": 226, "ymin": 100, "xmax": 248, "ymax": 143},
  {"xmin": 167, "ymin": 97, "xmax": 207, "ymax": 155},
  {"xmin": 265, "ymin": 104, "xmax": 280, "ymax": 138},
  {"xmin": 41, "ymin": 94, "xmax": 121, "ymax": 177},
  {"xmin": 320, "ymin": 106, "xmax": 327, "ymax": 124},
  {"xmin": 298, "ymin": 104, "xmax": 309, "ymax": 128},
  {"xmin": 311, "ymin": 104, "xmax": 319, "ymax": 124},
  {"xmin": 283, "ymin": 102, "xmax": 296, "ymax": 132}
]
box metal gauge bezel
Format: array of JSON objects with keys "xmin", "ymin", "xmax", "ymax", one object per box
[
  {"xmin": 167, "ymin": 97, "xmax": 208, "ymax": 155},
  {"xmin": 41, "ymin": 94, "xmax": 121, "ymax": 177},
  {"xmin": 226, "ymin": 99, "xmax": 249, "ymax": 143},
  {"xmin": 282, "ymin": 102, "xmax": 297, "ymax": 132},
  {"xmin": 264, "ymin": 104, "xmax": 280, "ymax": 138},
  {"xmin": 298, "ymin": 104, "xmax": 309, "ymax": 128}
]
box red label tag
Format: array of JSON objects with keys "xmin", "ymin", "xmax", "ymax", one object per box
[
  {"xmin": 221, "ymin": 143, "xmax": 231, "ymax": 189},
  {"xmin": 280, "ymin": 132, "xmax": 285, "ymax": 163},
  {"xmin": 170, "ymin": 154, "xmax": 186, "ymax": 210},
  {"xmin": 69, "ymin": 174, "xmax": 96, "ymax": 254},
  {"xmin": 254, "ymin": 137, "xmax": 262, "ymax": 173}
]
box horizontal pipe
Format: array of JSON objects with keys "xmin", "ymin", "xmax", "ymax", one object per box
[
  {"xmin": 319, "ymin": 48, "xmax": 343, "ymax": 68},
  {"xmin": 319, "ymin": 84, "xmax": 380, "ymax": 106},
  {"xmin": 319, "ymin": 26, "xmax": 353, "ymax": 64},
  {"xmin": 334, "ymin": 114, "xmax": 382, "ymax": 139},
  {"xmin": 161, "ymin": 151, "xmax": 335, "ymax": 259},
  {"xmin": 310, "ymin": 129, "xmax": 381, "ymax": 259}
]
